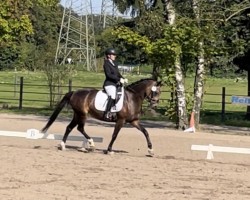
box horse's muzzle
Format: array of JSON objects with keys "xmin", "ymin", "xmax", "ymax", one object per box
[{"xmin": 150, "ymin": 99, "xmax": 159, "ymax": 108}]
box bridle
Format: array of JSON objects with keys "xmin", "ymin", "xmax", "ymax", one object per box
[{"xmin": 145, "ymin": 85, "xmax": 159, "ymax": 103}]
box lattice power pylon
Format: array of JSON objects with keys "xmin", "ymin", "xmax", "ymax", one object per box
[
  {"xmin": 100, "ymin": 0, "xmax": 119, "ymax": 29},
  {"xmin": 55, "ymin": 0, "xmax": 96, "ymax": 71}
]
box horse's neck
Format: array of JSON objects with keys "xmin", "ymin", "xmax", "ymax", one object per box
[{"xmin": 125, "ymin": 87, "xmax": 145, "ymax": 102}]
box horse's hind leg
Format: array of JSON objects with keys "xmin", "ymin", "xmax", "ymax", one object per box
[
  {"xmin": 77, "ymin": 115, "xmax": 95, "ymax": 152},
  {"xmin": 131, "ymin": 120, "xmax": 154, "ymax": 156},
  {"xmin": 60, "ymin": 117, "xmax": 78, "ymax": 150}
]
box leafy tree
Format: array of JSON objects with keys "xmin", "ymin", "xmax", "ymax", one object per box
[
  {"xmin": 214, "ymin": 0, "xmax": 250, "ymax": 119},
  {"xmin": 0, "ymin": 0, "xmax": 60, "ymax": 70},
  {"xmin": 0, "ymin": 0, "xmax": 58, "ymax": 47},
  {"xmin": 112, "ymin": 0, "xmax": 203, "ymax": 129},
  {"xmin": 111, "ymin": 0, "xmax": 250, "ymax": 128},
  {"xmin": 0, "ymin": 1, "xmax": 33, "ymax": 47},
  {"xmin": 0, "ymin": 47, "xmax": 19, "ymax": 70},
  {"xmin": 96, "ymin": 26, "xmax": 143, "ymax": 67},
  {"xmin": 28, "ymin": 0, "xmax": 62, "ymax": 69}
]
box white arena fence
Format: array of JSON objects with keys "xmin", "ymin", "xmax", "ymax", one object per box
[
  {"xmin": 191, "ymin": 144, "xmax": 250, "ymax": 159},
  {"xmin": 0, "ymin": 129, "xmax": 103, "ymax": 143}
]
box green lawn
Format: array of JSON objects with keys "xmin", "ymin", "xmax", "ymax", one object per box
[{"xmin": 0, "ymin": 70, "xmax": 249, "ymax": 127}]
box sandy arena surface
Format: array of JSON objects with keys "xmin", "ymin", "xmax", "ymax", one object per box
[{"xmin": 0, "ymin": 113, "xmax": 250, "ymax": 200}]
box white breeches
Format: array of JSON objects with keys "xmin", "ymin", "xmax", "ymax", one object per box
[{"xmin": 104, "ymin": 85, "xmax": 116, "ymax": 99}]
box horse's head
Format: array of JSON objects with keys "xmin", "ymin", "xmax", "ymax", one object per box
[
  {"xmin": 145, "ymin": 80, "xmax": 162, "ymax": 108},
  {"xmin": 126, "ymin": 78, "xmax": 163, "ymax": 107}
]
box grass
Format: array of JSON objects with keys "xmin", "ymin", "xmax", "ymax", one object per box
[{"xmin": 1, "ymin": 70, "xmax": 250, "ymax": 127}]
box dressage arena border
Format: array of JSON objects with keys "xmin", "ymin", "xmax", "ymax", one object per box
[
  {"xmin": 0, "ymin": 129, "xmax": 103, "ymax": 143},
  {"xmin": 191, "ymin": 144, "xmax": 250, "ymax": 159}
]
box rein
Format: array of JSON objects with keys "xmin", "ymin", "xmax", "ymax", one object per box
[{"xmin": 145, "ymin": 89, "xmax": 159, "ymax": 103}]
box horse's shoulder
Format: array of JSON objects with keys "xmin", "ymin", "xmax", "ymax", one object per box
[{"xmin": 123, "ymin": 89, "xmax": 133, "ymax": 100}]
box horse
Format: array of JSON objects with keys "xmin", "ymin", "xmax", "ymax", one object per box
[{"xmin": 41, "ymin": 78, "xmax": 162, "ymax": 156}]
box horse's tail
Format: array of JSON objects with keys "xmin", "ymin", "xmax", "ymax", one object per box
[{"xmin": 41, "ymin": 91, "xmax": 74, "ymax": 133}]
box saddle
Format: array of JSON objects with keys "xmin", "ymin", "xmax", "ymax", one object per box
[{"xmin": 94, "ymin": 86, "xmax": 124, "ymax": 112}]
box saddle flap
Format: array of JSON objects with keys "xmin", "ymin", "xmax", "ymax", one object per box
[{"xmin": 94, "ymin": 87, "xmax": 124, "ymax": 112}]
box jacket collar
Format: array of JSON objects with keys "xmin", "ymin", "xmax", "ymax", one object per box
[{"xmin": 108, "ymin": 59, "xmax": 115, "ymax": 66}]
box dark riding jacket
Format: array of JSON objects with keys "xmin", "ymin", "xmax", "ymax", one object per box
[{"xmin": 103, "ymin": 59, "xmax": 123, "ymax": 88}]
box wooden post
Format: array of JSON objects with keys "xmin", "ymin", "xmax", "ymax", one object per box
[
  {"xmin": 68, "ymin": 79, "xmax": 72, "ymax": 92},
  {"xmin": 14, "ymin": 73, "xmax": 17, "ymax": 97},
  {"xmin": 19, "ymin": 77, "xmax": 23, "ymax": 110},
  {"xmin": 170, "ymin": 92, "xmax": 174, "ymax": 102},
  {"xmin": 221, "ymin": 87, "xmax": 225, "ymax": 122}
]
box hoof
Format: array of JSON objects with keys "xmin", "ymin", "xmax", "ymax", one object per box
[
  {"xmin": 107, "ymin": 151, "xmax": 115, "ymax": 155},
  {"xmin": 82, "ymin": 139, "xmax": 95, "ymax": 151},
  {"xmin": 59, "ymin": 141, "xmax": 66, "ymax": 151},
  {"xmin": 78, "ymin": 147, "xmax": 88, "ymax": 153},
  {"xmin": 87, "ymin": 146, "xmax": 95, "ymax": 152},
  {"xmin": 148, "ymin": 148, "xmax": 154, "ymax": 157},
  {"xmin": 103, "ymin": 150, "xmax": 114, "ymax": 155}
]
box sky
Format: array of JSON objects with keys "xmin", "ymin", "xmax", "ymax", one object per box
[
  {"xmin": 59, "ymin": 0, "xmax": 131, "ymax": 18},
  {"xmin": 60, "ymin": 0, "xmax": 115, "ymax": 15},
  {"xmin": 92, "ymin": 0, "xmax": 103, "ymax": 13}
]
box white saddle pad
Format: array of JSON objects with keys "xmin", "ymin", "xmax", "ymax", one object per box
[{"xmin": 94, "ymin": 87, "xmax": 124, "ymax": 112}]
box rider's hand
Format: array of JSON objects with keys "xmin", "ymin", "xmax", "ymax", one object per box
[
  {"xmin": 120, "ymin": 78, "xmax": 125, "ymax": 84},
  {"xmin": 124, "ymin": 78, "xmax": 128, "ymax": 83}
]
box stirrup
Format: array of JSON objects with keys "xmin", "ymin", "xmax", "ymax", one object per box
[{"xmin": 104, "ymin": 112, "xmax": 112, "ymax": 120}]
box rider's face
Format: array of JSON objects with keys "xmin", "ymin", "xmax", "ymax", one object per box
[{"xmin": 109, "ymin": 54, "xmax": 116, "ymax": 61}]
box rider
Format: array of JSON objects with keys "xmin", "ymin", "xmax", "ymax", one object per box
[{"xmin": 103, "ymin": 48, "xmax": 128, "ymax": 120}]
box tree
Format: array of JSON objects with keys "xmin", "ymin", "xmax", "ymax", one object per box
[
  {"xmin": 0, "ymin": 0, "xmax": 58, "ymax": 47},
  {"xmin": 0, "ymin": 1, "xmax": 33, "ymax": 47},
  {"xmin": 164, "ymin": 0, "xmax": 188, "ymax": 129},
  {"xmin": 217, "ymin": 0, "xmax": 250, "ymax": 119},
  {"xmin": 112, "ymin": 0, "xmax": 205, "ymax": 129},
  {"xmin": 191, "ymin": 0, "xmax": 205, "ymax": 129},
  {"xmin": 0, "ymin": 0, "xmax": 60, "ymax": 71}
]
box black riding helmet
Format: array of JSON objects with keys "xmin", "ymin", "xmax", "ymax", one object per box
[{"xmin": 105, "ymin": 48, "xmax": 117, "ymax": 56}]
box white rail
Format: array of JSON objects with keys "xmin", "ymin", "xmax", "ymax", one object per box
[
  {"xmin": 0, "ymin": 129, "xmax": 103, "ymax": 143},
  {"xmin": 191, "ymin": 144, "xmax": 250, "ymax": 159}
]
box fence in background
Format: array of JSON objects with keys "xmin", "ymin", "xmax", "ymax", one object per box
[{"xmin": 0, "ymin": 77, "xmax": 247, "ymax": 122}]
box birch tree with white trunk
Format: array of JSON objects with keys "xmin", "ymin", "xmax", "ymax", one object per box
[
  {"xmin": 164, "ymin": 0, "xmax": 188, "ymax": 129},
  {"xmin": 191, "ymin": 0, "xmax": 205, "ymax": 129}
]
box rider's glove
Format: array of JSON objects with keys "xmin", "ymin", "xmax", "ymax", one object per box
[
  {"xmin": 120, "ymin": 78, "xmax": 125, "ymax": 84},
  {"xmin": 124, "ymin": 78, "xmax": 128, "ymax": 83}
]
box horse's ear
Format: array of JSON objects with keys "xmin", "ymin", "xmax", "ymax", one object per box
[{"xmin": 157, "ymin": 81, "xmax": 163, "ymax": 86}]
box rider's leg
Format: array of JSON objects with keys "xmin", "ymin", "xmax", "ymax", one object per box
[
  {"xmin": 104, "ymin": 85, "xmax": 117, "ymax": 119},
  {"xmin": 104, "ymin": 96, "xmax": 113, "ymax": 119}
]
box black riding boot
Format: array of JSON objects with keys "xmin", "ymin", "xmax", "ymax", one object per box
[{"xmin": 104, "ymin": 97, "xmax": 115, "ymax": 120}]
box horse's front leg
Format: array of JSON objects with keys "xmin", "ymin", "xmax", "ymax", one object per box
[
  {"xmin": 131, "ymin": 120, "xmax": 154, "ymax": 156},
  {"xmin": 106, "ymin": 119, "xmax": 125, "ymax": 154}
]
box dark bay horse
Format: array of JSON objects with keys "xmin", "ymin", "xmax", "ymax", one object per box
[{"xmin": 41, "ymin": 78, "xmax": 162, "ymax": 155}]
